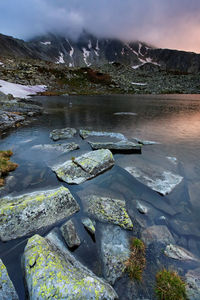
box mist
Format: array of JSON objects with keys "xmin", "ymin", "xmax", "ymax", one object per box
[{"xmin": 0, "ymin": 0, "xmax": 200, "ymax": 53}]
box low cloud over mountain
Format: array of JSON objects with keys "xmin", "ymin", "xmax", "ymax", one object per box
[{"xmin": 0, "ymin": 0, "xmax": 200, "ymax": 52}]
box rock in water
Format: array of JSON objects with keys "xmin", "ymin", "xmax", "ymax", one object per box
[
  {"xmin": 125, "ymin": 167, "xmax": 183, "ymax": 195},
  {"xmin": 82, "ymin": 217, "xmax": 96, "ymax": 235},
  {"xmin": 81, "ymin": 195, "xmax": 133, "ymax": 230},
  {"xmin": 79, "ymin": 129, "xmax": 126, "ymax": 140},
  {"xmin": 100, "ymin": 224, "xmax": 130, "ymax": 284},
  {"xmin": 88, "ymin": 140, "xmax": 141, "ymax": 153},
  {"xmin": 61, "ymin": 219, "xmax": 81, "ymax": 248},
  {"xmin": 164, "ymin": 244, "xmax": 199, "ymax": 262},
  {"xmin": 0, "ymin": 186, "xmax": 80, "ymax": 241},
  {"xmin": 24, "ymin": 233, "xmax": 118, "ymax": 299},
  {"xmin": 32, "ymin": 142, "xmax": 79, "ymax": 153},
  {"xmin": 52, "ymin": 149, "xmax": 115, "ymax": 184},
  {"xmin": 141, "ymin": 225, "xmax": 175, "ymax": 246},
  {"xmin": 0, "ymin": 259, "xmax": 19, "ymax": 300},
  {"xmin": 50, "ymin": 127, "xmax": 77, "ymax": 141},
  {"xmin": 186, "ymin": 268, "xmax": 200, "ymax": 300}
]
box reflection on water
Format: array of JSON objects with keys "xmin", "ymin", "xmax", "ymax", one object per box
[{"xmin": 1, "ymin": 94, "xmax": 200, "ymax": 299}]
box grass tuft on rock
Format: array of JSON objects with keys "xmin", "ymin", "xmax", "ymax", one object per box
[
  {"xmin": 125, "ymin": 237, "xmax": 146, "ymax": 281},
  {"xmin": 0, "ymin": 150, "xmax": 18, "ymax": 186},
  {"xmin": 155, "ymin": 269, "xmax": 187, "ymax": 300}
]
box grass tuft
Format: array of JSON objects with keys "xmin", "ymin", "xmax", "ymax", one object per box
[
  {"xmin": 155, "ymin": 269, "xmax": 187, "ymax": 300},
  {"xmin": 0, "ymin": 150, "xmax": 18, "ymax": 186},
  {"xmin": 125, "ymin": 237, "xmax": 146, "ymax": 281}
]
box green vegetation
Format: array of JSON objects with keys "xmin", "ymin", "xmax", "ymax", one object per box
[
  {"xmin": 0, "ymin": 150, "xmax": 18, "ymax": 186},
  {"xmin": 125, "ymin": 237, "xmax": 146, "ymax": 281},
  {"xmin": 155, "ymin": 269, "xmax": 187, "ymax": 300}
]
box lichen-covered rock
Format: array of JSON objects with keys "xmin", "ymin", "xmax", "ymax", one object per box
[
  {"xmin": 100, "ymin": 224, "xmax": 130, "ymax": 284},
  {"xmin": 141, "ymin": 225, "xmax": 175, "ymax": 246},
  {"xmin": 88, "ymin": 140, "xmax": 141, "ymax": 153},
  {"xmin": 0, "ymin": 186, "xmax": 80, "ymax": 241},
  {"xmin": 61, "ymin": 219, "xmax": 81, "ymax": 248},
  {"xmin": 82, "ymin": 195, "xmax": 133, "ymax": 230},
  {"xmin": 24, "ymin": 233, "xmax": 118, "ymax": 300},
  {"xmin": 164, "ymin": 244, "xmax": 199, "ymax": 262},
  {"xmin": 0, "ymin": 259, "xmax": 19, "ymax": 300},
  {"xmin": 186, "ymin": 268, "xmax": 200, "ymax": 300},
  {"xmin": 52, "ymin": 149, "xmax": 115, "ymax": 184},
  {"xmin": 79, "ymin": 129, "xmax": 126, "ymax": 140},
  {"xmin": 125, "ymin": 166, "xmax": 183, "ymax": 195},
  {"xmin": 0, "ymin": 110, "xmax": 25, "ymax": 131},
  {"xmin": 50, "ymin": 127, "xmax": 77, "ymax": 141},
  {"xmin": 136, "ymin": 201, "xmax": 148, "ymax": 214},
  {"xmin": 32, "ymin": 142, "xmax": 79, "ymax": 153},
  {"xmin": 82, "ymin": 217, "xmax": 96, "ymax": 235}
]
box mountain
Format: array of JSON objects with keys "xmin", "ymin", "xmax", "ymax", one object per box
[{"xmin": 1, "ymin": 32, "xmax": 200, "ymax": 73}]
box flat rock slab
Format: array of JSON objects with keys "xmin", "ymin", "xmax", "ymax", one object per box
[
  {"xmin": 100, "ymin": 224, "xmax": 130, "ymax": 284},
  {"xmin": 82, "ymin": 195, "xmax": 133, "ymax": 230},
  {"xmin": 32, "ymin": 142, "xmax": 79, "ymax": 153},
  {"xmin": 79, "ymin": 129, "xmax": 126, "ymax": 140},
  {"xmin": 125, "ymin": 166, "xmax": 183, "ymax": 195},
  {"xmin": 61, "ymin": 219, "xmax": 81, "ymax": 248},
  {"xmin": 24, "ymin": 233, "xmax": 118, "ymax": 300},
  {"xmin": 50, "ymin": 127, "xmax": 77, "ymax": 141},
  {"xmin": 0, "ymin": 186, "xmax": 80, "ymax": 241},
  {"xmin": 186, "ymin": 268, "xmax": 200, "ymax": 300},
  {"xmin": 52, "ymin": 149, "xmax": 115, "ymax": 184},
  {"xmin": 0, "ymin": 110, "xmax": 25, "ymax": 131},
  {"xmin": 165, "ymin": 244, "xmax": 199, "ymax": 262},
  {"xmin": 141, "ymin": 225, "xmax": 175, "ymax": 246},
  {"xmin": 88, "ymin": 140, "xmax": 141, "ymax": 153},
  {"xmin": 0, "ymin": 259, "xmax": 19, "ymax": 300}
]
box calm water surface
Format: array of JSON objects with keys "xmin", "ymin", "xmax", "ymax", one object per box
[{"xmin": 1, "ymin": 94, "xmax": 200, "ymax": 299}]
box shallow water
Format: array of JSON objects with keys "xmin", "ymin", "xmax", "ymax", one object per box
[{"xmin": 1, "ymin": 94, "xmax": 200, "ymax": 299}]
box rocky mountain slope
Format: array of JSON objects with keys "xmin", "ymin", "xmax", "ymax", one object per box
[{"xmin": 1, "ymin": 32, "xmax": 200, "ymax": 73}]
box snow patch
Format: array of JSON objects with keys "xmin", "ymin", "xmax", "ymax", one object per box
[
  {"xmin": 96, "ymin": 40, "xmax": 100, "ymax": 51},
  {"xmin": 40, "ymin": 41, "xmax": 51, "ymax": 45},
  {"xmin": 0, "ymin": 80, "xmax": 46, "ymax": 99},
  {"xmin": 114, "ymin": 112, "xmax": 137, "ymax": 116},
  {"xmin": 126, "ymin": 43, "xmax": 138, "ymax": 56},
  {"xmin": 121, "ymin": 48, "xmax": 125, "ymax": 55},
  {"xmin": 56, "ymin": 52, "xmax": 65, "ymax": 64},
  {"xmin": 94, "ymin": 50, "xmax": 99, "ymax": 57},
  {"xmin": 82, "ymin": 48, "xmax": 91, "ymax": 66},
  {"xmin": 138, "ymin": 43, "xmax": 144, "ymax": 56},
  {"xmin": 131, "ymin": 82, "xmax": 147, "ymax": 86},
  {"xmin": 69, "ymin": 63, "xmax": 73, "ymax": 67},
  {"xmin": 88, "ymin": 40, "xmax": 92, "ymax": 49},
  {"xmin": 0, "ymin": 61, "xmax": 4, "ymax": 66}
]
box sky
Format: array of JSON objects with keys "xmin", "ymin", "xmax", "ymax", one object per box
[{"xmin": 0, "ymin": 0, "xmax": 200, "ymax": 53}]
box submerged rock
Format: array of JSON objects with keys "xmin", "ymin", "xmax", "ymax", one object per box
[
  {"xmin": 0, "ymin": 259, "xmax": 19, "ymax": 300},
  {"xmin": 133, "ymin": 137, "xmax": 160, "ymax": 145},
  {"xmin": 186, "ymin": 268, "xmax": 200, "ymax": 300},
  {"xmin": 24, "ymin": 233, "xmax": 118, "ymax": 299},
  {"xmin": 88, "ymin": 140, "xmax": 141, "ymax": 153},
  {"xmin": 61, "ymin": 219, "xmax": 81, "ymax": 248},
  {"xmin": 50, "ymin": 127, "xmax": 77, "ymax": 141},
  {"xmin": 136, "ymin": 201, "xmax": 149, "ymax": 214},
  {"xmin": 79, "ymin": 129, "xmax": 126, "ymax": 140},
  {"xmin": 52, "ymin": 149, "xmax": 115, "ymax": 184},
  {"xmin": 100, "ymin": 224, "xmax": 130, "ymax": 284},
  {"xmin": 82, "ymin": 195, "xmax": 133, "ymax": 230},
  {"xmin": 141, "ymin": 225, "xmax": 175, "ymax": 246},
  {"xmin": 32, "ymin": 142, "xmax": 79, "ymax": 153},
  {"xmin": 125, "ymin": 166, "xmax": 183, "ymax": 195},
  {"xmin": 82, "ymin": 217, "xmax": 96, "ymax": 235},
  {"xmin": 164, "ymin": 244, "xmax": 199, "ymax": 262},
  {"xmin": 0, "ymin": 186, "xmax": 80, "ymax": 241}
]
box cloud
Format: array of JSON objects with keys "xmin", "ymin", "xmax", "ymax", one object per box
[{"xmin": 0, "ymin": 0, "xmax": 200, "ymax": 52}]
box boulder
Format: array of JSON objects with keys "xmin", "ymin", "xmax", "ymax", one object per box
[
  {"xmin": 82, "ymin": 217, "xmax": 96, "ymax": 235},
  {"xmin": 186, "ymin": 268, "xmax": 200, "ymax": 300},
  {"xmin": 0, "ymin": 110, "xmax": 25, "ymax": 131},
  {"xmin": 0, "ymin": 259, "xmax": 19, "ymax": 300},
  {"xmin": 100, "ymin": 224, "xmax": 130, "ymax": 284},
  {"xmin": 61, "ymin": 219, "xmax": 81, "ymax": 248},
  {"xmin": 24, "ymin": 233, "xmax": 118, "ymax": 299},
  {"xmin": 82, "ymin": 195, "xmax": 133, "ymax": 230},
  {"xmin": 141, "ymin": 225, "xmax": 175, "ymax": 246},
  {"xmin": 50, "ymin": 127, "xmax": 77, "ymax": 141},
  {"xmin": 32, "ymin": 142, "xmax": 79, "ymax": 153},
  {"xmin": 88, "ymin": 140, "xmax": 141, "ymax": 153},
  {"xmin": 164, "ymin": 244, "xmax": 199, "ymax": 262},
  {"xmin": 0, "ymin": 186, "xmax": 80, "ymax": 241},
  {"xmin": 52, "ymin": 149, "xmax": 115, "ymax": 184},
  {"xmin": 125, "ymin": 166, "xmax": 183, "ymax": 195},
  {"xmin": 79, "ymin": 129, "xmax": 126, "ymax": 140}
]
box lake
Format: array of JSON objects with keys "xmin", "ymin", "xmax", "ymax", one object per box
[{"xmin": 1, "ymin": 94, "xmax": 200, "ymax": 299}]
